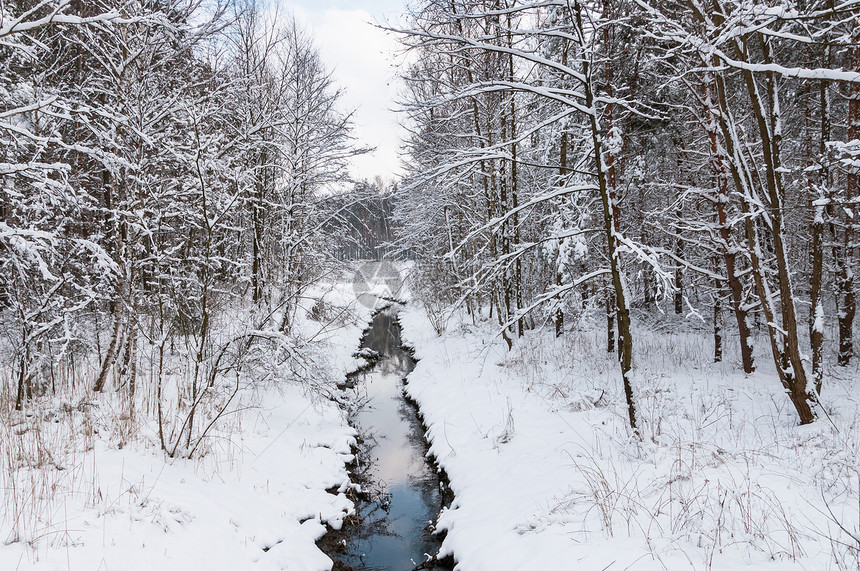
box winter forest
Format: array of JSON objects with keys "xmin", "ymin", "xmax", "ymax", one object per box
[{"xmin": 2, "ymin": 0, "xmax": 860, "ymax": 570}]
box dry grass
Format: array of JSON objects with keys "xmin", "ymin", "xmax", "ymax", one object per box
[{"xmin": 499, "ymin": 314, "xmax": 860, "ymax": 569}]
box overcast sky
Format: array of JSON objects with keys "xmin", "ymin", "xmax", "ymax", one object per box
[{"xmin": 279, "ymin": 0, "xmax": 408, "ymax": 183}]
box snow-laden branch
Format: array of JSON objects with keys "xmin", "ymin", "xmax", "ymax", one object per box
[
  {"xmin": 713, "ymin": 52, "xmax": 860, "ymax": 84},
  {"xmin": 0, "ymin": 0, "xmax": 121, "ymax": 40},
  {"xmin": 447, "ymin": 182, "xmax": 598, "ymax": 260},
  {"xmin": 501, "ymin": 268, "xmax": 611, "ymax": 331}
]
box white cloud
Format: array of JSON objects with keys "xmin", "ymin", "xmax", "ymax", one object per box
[{"xmin": 282, "ymin": 4, "xmax": 407, "ymax": 182}]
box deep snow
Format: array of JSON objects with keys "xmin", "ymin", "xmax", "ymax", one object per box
[
  {"xmin": 4, "ymin": 272, "xmax": 860, "ymax": 571},
  {"xmin": 0, "ymin": 280, "xmax": 373, "ymax": 571},
  {"xmin": 398, "ymin": 305, "xmax": 860, "ymax": 570}
]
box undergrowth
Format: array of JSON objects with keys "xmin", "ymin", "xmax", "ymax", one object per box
[{"xmin": 498, "ymin": 313, "xmax": 860, "ymax": 570}]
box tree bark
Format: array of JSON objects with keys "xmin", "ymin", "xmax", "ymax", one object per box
[
  {"xmin": 705, "ymin": 25, "xmax": 814, "ymax": 423},
  {"xmin": 809, "ymin": 73, "xmax": 829, "ymax": 393},
  {"xmin": 714, "ymin": 280, "xmax": 723, "ymax": 363},
  {"xmin": 703, "ymin": 77, "xmax": 755, "ymax": 373},
  {"xmin": 577, "ymin": 2, "xmax": 637, "ymax": 432},
  {"xmin": 93, "ymin": 300, "xmax": 123, "ymax": 392},
  {"xmin": 838, "ymin": 24, "xmax": 859, "ymax": 366}
]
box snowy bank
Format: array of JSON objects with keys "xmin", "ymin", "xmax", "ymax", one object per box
[
  {"xmin": 0, "ymin": 280, "xmax": 374, "ymax": 571},
  {"xmin": 399, "ymin": 305, "xmax": 860, "ymax": 570}
]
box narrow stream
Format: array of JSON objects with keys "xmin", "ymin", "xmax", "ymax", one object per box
[{"xmin": 327, "ymin": 309, "xmax": 451, "ymax": 570}]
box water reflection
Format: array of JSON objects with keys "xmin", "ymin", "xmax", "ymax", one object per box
[{"xmin": 339, "ymin": 310, "xmax": 448, "ymax": 570}]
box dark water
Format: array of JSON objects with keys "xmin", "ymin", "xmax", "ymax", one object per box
[{"xmin": 335, "ymin": 310, "xmax": 449, "ymax": 570}]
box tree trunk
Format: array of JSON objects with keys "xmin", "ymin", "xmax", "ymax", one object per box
[
  {"xmin": 674, "ymin": 238, "xmax": 684, "ymax": 315},
  {"xmin": 555, "ymin": 44, "xmax": 569, "ymax": 337},
  {"xmin": 577, "ymin": 2, "xmax": 637, "ymax": 432},
  {"xmin": 707, "ymin": 29, "xmax": 814, "ymax": 423},
  {"xmin": 809, "ymin": 74, "xmax": 829, "ymax": 393},
  {"xmin": 811, "ymin": 199, "xmax": 825, "ymax": 392},
  {"xmin": 838, "ymin": 27, "xmax": 859, "ymax": 366},
  {"xmin": 15, "ymin": 350, "xmax": 29, "ymax": 411},
  {"xmin": 754, "ymin": 36, "xmax": 815, "ymax": 423},
  {"xmin": 93, "ymin": 301, "xmax": 123, "ymax": 392},
  {"xmin": 713, "ymin": 282, "xmax": 723, "ymax": 363},
  {"xmin": 703, "ymin": 76, "xmax": 755, "ymax": 373},
  {"xmin": 606, "ymin": 288, "xmax": 615, "ymax": 354},
  {"xmin": 555, "ymin": 270, "xmax": 564, "ymax": 338}
]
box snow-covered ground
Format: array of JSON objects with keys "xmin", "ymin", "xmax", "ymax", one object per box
[
  {"xmin": 0, "ymin": 279, "xmax": 374, "ymax": 571},
  {"xmin": 6, "ymin": 267, "xmax": 860, "ymax": 571},
  {"xmin": 399, "ymin": 306, "xmax": 860, "ymax": 570}
]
